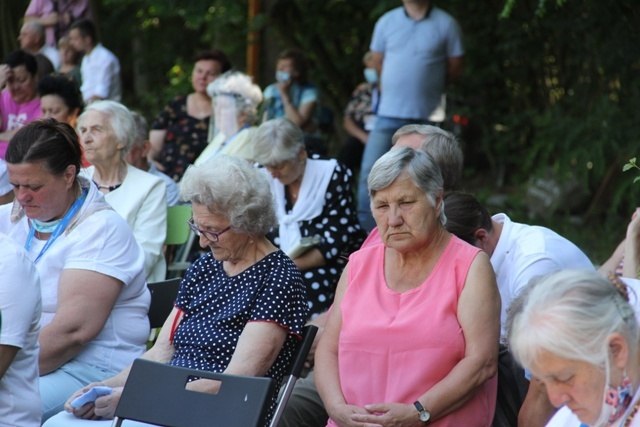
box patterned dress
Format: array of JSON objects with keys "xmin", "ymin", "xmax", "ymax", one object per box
[
  {"xmin": 151, "ymin": 95, "xmax": 210, "ymax": 182},
  {"xmin": 267, "ymin": 161, "xmax": 365, "ymax": 317},
  {"xmin": 171, "ymin": 250, "xmax": 308, "ymax": 420}
]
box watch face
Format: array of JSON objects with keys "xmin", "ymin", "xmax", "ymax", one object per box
[{"xmin": 419, "ymin": 411, "xmax": 431, "ymax": 422}]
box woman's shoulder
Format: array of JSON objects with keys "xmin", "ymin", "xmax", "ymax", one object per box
[
  {"xmin": 263, "ymin": 84, "xmax": 278, "ymax": 98},
  {"xmin": 259, "ymin": 250, "xmax": 299, "ymax": 271},
  {"xmin": 126, "ymin": 164, "xmax": 165, "ymax": 189}
]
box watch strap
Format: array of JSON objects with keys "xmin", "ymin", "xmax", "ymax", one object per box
[{"xmin": 414, "ymin": 401, "xmax": 430, "ymax": 424}]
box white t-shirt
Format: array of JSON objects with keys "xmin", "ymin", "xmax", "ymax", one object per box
[
  {"xmin": 0, "ymin": 234, "xmax": 42, "ymax": 427},
  {"xmin": 492, "ymin": 213, "xmax": 595, "ymax": 336},
  {"xmin": 0, "ymin": 177, "xmax": 150, "ymax": 373}
]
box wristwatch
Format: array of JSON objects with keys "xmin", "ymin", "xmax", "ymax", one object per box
[{"xmin": 414, "ymin": 401, "xmax": 431, "ymax": 424}]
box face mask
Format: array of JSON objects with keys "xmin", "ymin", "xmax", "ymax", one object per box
[
  {"xmin": 276, "ymin": 71, "xmax": 291, "ymax": 83},
  {"xmin": 363, "ymin": 68, "xmax": 378, "ymax": 84},
  {"xmin": 597, "ymin": 372, "xmax": 634, "ymax": 427},
  {"xmin": 31, "ymin": 218, "xmax": 63, "ymax": 233}
]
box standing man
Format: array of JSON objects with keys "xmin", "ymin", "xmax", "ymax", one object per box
[
  {"xmin": 67, "ymin": 19, "xmax": 121, "ymax": 103},
  {"xmin": 357, "ymin": 0, "xmax": 464, "ymax": 231}
]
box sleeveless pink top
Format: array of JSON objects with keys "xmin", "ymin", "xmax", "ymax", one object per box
[{"xmin": 329, "ymin": 236, "xmax": 496, "ymax": 427}]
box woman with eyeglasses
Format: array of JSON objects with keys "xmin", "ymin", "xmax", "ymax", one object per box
[
  {"xmin": 44, "ymin": 155, "xmax": 308, "ymax": 427},
  {"xmin": 0, "ymin": 119, "xmax": 150, "ymax": 423},
  {"xmin": 252, "ymin": 118, "xmax": 365, "ymax": 318}
]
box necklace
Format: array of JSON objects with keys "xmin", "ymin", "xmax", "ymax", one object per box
[
  {"xmin": 92, "ymin": 180, "xmax": 122, "ymax": 192},
  {"xmin": 623, "ymin": 401, "xmax": 640, "ymax": 427}
]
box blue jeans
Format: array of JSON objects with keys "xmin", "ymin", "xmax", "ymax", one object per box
[
  {"xmin": 357, "ymin": 117, "xmax": 427, "ymax": 232},
  {"xmin": 40, "ymin": 360, "xmax": 118, "ymax": 424}
]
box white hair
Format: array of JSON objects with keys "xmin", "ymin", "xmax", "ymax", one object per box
[
  {"xmin": 206, "ymin": 71, "xmax": 262, "ymax": 125},
  {"xmin": 510, "ymin": 269, "xmax": 639, "ymax": 371}
]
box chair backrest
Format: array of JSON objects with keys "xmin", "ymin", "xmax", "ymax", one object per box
[
  {"xmin": 112, "ymin": 359, "xmax": 275, "ymax": 427},
  {"xmin": 165, "ymin": 205, "xmax": 192, "ymax": 246},
  {"xmin": 147, "ymin": 278, "xmax": 182, "ymax": 329},
  {"xmin": 268, "ymin": 324, "xmax": 318, "ymax": 427}
]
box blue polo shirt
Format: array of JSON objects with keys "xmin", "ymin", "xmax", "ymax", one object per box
[{"xmin": 370, "ymin": 6, "xmax": 464, "ymax": 120}]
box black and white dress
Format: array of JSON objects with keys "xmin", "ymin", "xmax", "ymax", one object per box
[
  {"xmin": 267, "ymin": 159, "xmax": 365, "ymax": 317},
  {"xmin": 171, "ymin": 250, "xmax": 308, "ymax": 417}
]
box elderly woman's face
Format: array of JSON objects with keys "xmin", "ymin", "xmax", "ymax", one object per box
[
  {"xmin": 192, "ymin": 60, "xmax": 223, "ymax": 94},
  {"xmin": 7, "ymin": 161, "xmax": 76, "ymax": 221},
  {"xmin": 78, "ymin": 110, "xmax": 122, "ymax": 165},
  {"xmin": 371, "ymin": 175, "xmax": 442, "ymax": 252},
  {"xmin": 7, "ymin": 65, "xmax": 37, "ymax": 104},
  {"xmin": 192, "ymin": 202, "xmax": 250, "ymax": 262},
  {"xmin": 530, "ymin": 350, "xmax": 605, "ymax": 424},
  {"xmin": 264, "ymin": 148, "xmax": 306, "ymax": 186}
]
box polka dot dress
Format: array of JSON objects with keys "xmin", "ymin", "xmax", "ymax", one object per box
[
  {"xmin": 170, "ymin": 250, "xmax": 308, "ymax": 419},
  {"xmin": 268, "ymin": 161, "xmax": 365, "ymax": 317}
]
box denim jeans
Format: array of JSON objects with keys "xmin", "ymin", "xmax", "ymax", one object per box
[{"xmin": 40, "ymin": 360, "xmax": 118, "ymax": 424}]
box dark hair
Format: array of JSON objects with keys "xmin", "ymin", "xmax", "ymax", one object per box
[
  {"xmin": 278, "ymin": 48, "xmax": 309, "ymax": 83},
  {"xmin": 5, "ymin": 50, "xmax": 38, "ymax": 76},
  {"xmin": 38, "ymin": 74, "xmax": 84, "ymax": 113},
  {"xmin": 193, "ymin": 49, "xmax": 232, "ymax": 73},
  {"xmin": 69, "ymin": 19, "xmax": 97, "ymax": 45},
  {"xmin": 442, "ymin": 192, "xmax": 493, "ymax": 244},
  {"xmin": 6, "ymin": 119, "xmax": 82, "ymax": 177}
]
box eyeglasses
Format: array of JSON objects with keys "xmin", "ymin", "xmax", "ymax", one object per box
[{"xmin": 187, "ymin": 218, "xmax": 231, "ymax": 242}]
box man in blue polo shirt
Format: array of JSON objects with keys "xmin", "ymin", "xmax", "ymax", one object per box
[{"xmin": 357, "ymin": 0, "xmax": 464, "ymax": 231}]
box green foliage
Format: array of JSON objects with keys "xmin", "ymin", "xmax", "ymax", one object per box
[
  {"xmin": 623, "ymin": 158, "xmax": 640, "ymax": 184},
  {"xmin": 448, "ymin": 0, "xmax": 640, "ymax": 217},
  {"xmin": 5, "ymin": 0, "xmax": 637, "ymax": 223}
]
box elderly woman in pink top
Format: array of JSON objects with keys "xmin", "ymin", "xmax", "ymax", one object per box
[{"xmin": 316, "ymin": 147, "xmax": 500, "ymax": 426}]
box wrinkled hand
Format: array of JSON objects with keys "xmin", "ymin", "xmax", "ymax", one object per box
[
  {"xmin": 0, "ymin": 65, "xmax": 11, "ymax": 89},
  {"xmin": 64, "ymin": 383, "xmax": 121, "ymax": 420},
  {"xmin": 92, "ymin": 387, "xmax": 122, "ymax": 419},
  {"xmin": 276, "ymin": 80, "xmax": 292, "ymax": 102},
  {"xmin": 304, "ymin": 326, "xmax": 323, "ymax": 369},
  {"xmin": 626, "ymin": 208, "xmax": 640, "ymax": 241},
  {"xmin": 328, "ymin": 403, "xmax": 383, "ymax": 427},
  {"xmin": 351, "ymin": 402, "xmax": 422, "ymax": 427}
]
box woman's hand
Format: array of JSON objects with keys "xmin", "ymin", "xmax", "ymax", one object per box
[
  {"xmin": 354, "ymin": 402, "xmax": 422, "ymax": 427},
  {"xmin": 92, "ymin": 387, "xmax": 123, "ymax": 420},
  {"xmin": 0, "ymin": 65, "xmax": 11, "ymax": 89},
  {"xmin": 276, "ymin": 79, "xmax": 292, "ymax": 103},
  {"xmin": 65, "ymin": 385, "xmax": 122, "ymax": 420},
  {"xmin": 63, "ymin": 382, "xmax": 122, "ymax": 420},
  {"xmin": 328, "ymin": 402, "xmax": 382, "ymax": 427}
]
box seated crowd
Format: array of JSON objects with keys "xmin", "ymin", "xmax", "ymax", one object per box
[{"xmin": 1, "ymin": 9, "xmax": 639, "ymax": 427}]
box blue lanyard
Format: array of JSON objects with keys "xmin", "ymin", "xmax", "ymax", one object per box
[{"xmin": 25, "ymin": 187, "xmax": 88, "ymax": 264}]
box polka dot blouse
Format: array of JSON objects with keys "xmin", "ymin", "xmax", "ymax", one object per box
[
  {"xmin": 170, "ymin": 249, "xmax": 308, "ymax": 416},
  {"xmin": 268, "ymin": 161, "xmax": 365, "ymax": 317}
]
